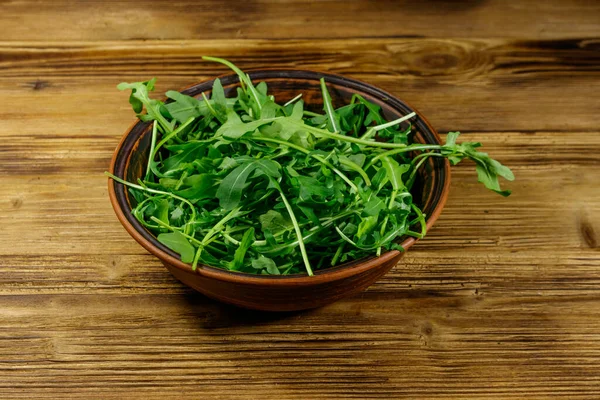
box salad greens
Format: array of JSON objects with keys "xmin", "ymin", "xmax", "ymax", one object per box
[{"xmin": 107, "ymin": 57, "xmax": 513, "ymax": 276}]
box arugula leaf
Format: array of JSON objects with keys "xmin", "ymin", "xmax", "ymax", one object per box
[
  {"xmin": 216, "ymin": 159, "xmax": 281, "ymax": 210},
  {"xmin": 117, "ymin": 79, "xmax": 173, "ymax": 132},
  {"xmin": 251, "ymin": 256, "xmax": 280, "ymax": 275},
  {"xmin": 162, "ymin": 142, "xmax": 207, "ymax": 171},
  {"xmin": 441, "ymin": 132, "xmax": 514, "ymax": 196},
  {"xmin": 363, "ymin": 195, "xmax": 386, "ymax": 217},
  {"xmin": 157, "ymin": 231, "xmax": 195, "ymax": 263},
  {"xmin": 170, "ymin": 206, "xmax": 185, "ymax": 224},
  {"xmin": 164, "ymin": 91, "xmax": 208, "ymax": 123},
  {"xmin": 381, "ymin": 156, "xmax": 410, "ymax": 191},
  {"xmin": 229, "ymin": 227, "xmax": 255, "ymax": 270},
  {"xmin": 174, "ymin": 174, "xmax": 217, "ymax": 201},
  {"xmin": 211, "ymin": 78, "xmax": 228, "ymax": 123},
  {"xmin": 259, "ymin": 210, "xmax": 293, "ymax": 234},
  {"xmin": 216, "ymin": 109, "xmax": 279, "ymax": 139},
  {"xmin": 216, "ymin": 162, "xmax": 259, "ymax": 210},
  {"xmin": 202, "ymin": 56, "xmax": 265, "ymax": 117},
  {"xmin": 356, "ymin": 215, "xmax": 378, "ymax": 238},
  {"xmin": 155, "ymin": 199, "xmax": 170, "ymax": 224}
]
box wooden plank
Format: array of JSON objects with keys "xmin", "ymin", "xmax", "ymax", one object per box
[
  {"xmin": 0, "ymin": 0, "xmax": 599, "ymax": 41},
  {"xmin": 1, "ymin": 38, "xmax": 598, "ymax": 131},
  {"xmin": 0, "ymin": 293, "xmax": 599, "ymax": 399}
]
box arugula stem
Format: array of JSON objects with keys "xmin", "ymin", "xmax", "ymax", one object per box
[
  {"xmin": 289, "ymin": 121, "xmax": 410, "ymax": 149},
  {"xmin": 365, "ymin": 144, "xmax": 443, "ymax": 171},
  {"xmin": 174, "ymin": 170, "xmax": 188, "ymax": 190},
  {"xmin": 151, "ymin": 216, "xmax": 201, "ymax": 245},
  {"xmin": 335, "ymin": 226, "xmax": 372, "ymax": 250},
  {"xmin": 320, "ymin": 78, "xmax": 341, "ymax": 133},
  {"xmin": 151, "ymin": 117, "xmax": 195, "ymax": 161},
  {"xmin": 371, "ymin": 112, "xmax": 416, "ymax": 132},
  {"xmin": 257, "ymin": 211, "xmax": 356, "ymax": 254},
  {"xmin": 411, "ymin": 203, "xmax": 427, "ymax": 238},
  {"xmin": 405, "ymin": 230, "xmax": 425, "ymax": 239},
  {"xmin": 224, "ymin": 210, "xmax": 340, "ymax": 247},
  {"xmin": 201, "ymin": 207, "xmax": 243, "ymax": 246},
  {"xmin": 283, "ymin": 94, "xmax": 302, "ymax": 107},
  {"xmin": 252, "ymin": 136, "xmax": 358, "ymax": 192},
  {"xmin": 303, "ymin": 110, "xmax": 323, "ymax": 118},
  {"xmin": 338, "ymin": 157, "xmax": 371, "ymax": 186},
  {"xmin": 145, "ymin": 121, "xmax": 158, "ymax": 181},
  {"xmin": 331, "ymin": 243, "xmax": 345, "ymax": 266},
  {"xmin": 202, "ymin": 56, "xmax": 262, "ymax": 114},
  {"xmin": 106, "ymin": 172, "xmax": 197, "ymax": 233},
  {"xmin": 359, "ymin": 127, "xmax": 376, "ymax": 141},
  {"xmin": 376, "ymin": 189, "xmax": 398, "ymax": 256},
  {"xmin": 191, "ymin": 246, "xmax": 203, "ymax": 270},
  {"xmin": 407, "ymin": 152, "xmax": 446, "ymax": 189},
  {"xmin": 201, "ymin": 92, "xmax": 221, "ymax": 122},
  {"xmin": 380, "ymin": 189, "xmax": 397, "ymax": 235},
  {"xmin": 277, "ymin": 189, "xmax": 314, "ymax": 276}
]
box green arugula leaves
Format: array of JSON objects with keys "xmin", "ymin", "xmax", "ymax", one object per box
[
  {"xmin": 110, "ymin": 58, "xmax": 513, "ymax": 276},
  {"xmin": 441, "ymin": 132, "xmax": 515, "ymax": 196}
]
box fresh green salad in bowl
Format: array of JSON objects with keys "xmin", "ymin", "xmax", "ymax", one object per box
[{"xmin": 107, "ymin": 57, "xmax": 513, "ymax": 279}]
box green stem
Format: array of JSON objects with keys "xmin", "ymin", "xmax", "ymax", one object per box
[
  {"xmin": 381, "ymin": 189, "xmax": 397, "ymax": 236},
  {"xmin": 334, "ymin": 226, "xmax": 374, "ymax": 250},
  {"xmin": 174, "ymin": 170, "xmax": 188, "ymax": 190},
  {"xmin": 376, "ymin": 189, "xmax": 398, "ymax": 256},
  {"xmin": 151, "ymin": 216, "xmax": 201, "ymax": 246},
  {"xmin": 407, "ymin": 152, "xmax": 445, "ymax": 189},
  {"xmin": 303, "ymin": 110, "xmax": 323, "ymax": 117},
  {"xmin": 145, "ymin": 121, "xmax": 158, "ymax": 181},
  {"xmin": 257, "ymin": 210, "xmax": 356, "ymax": 254},
  {"xmin": 277, "ymin": 188, "xmax": 313, "ymax": 276},
  {"xmin": 201, "ymin": 92, "xmax": 221, "ymax": 122},
  {"xmin": 151, "ymin": 117, "xmax": 195, "ymax": 161},
  {"xmin": 202, "ymin": 56, "xmax": 262, "ymax": 113},
  {"xmin": 289, "ymin": 120, "xmax": 410, "ymax": 149},
  {"xmin": 371, "ymin": 112, "xmax": 416, "ymax": 132},
  {"xmin": 105, "ymin": 172, "xmax": 196, "ymax": 233},
  {"xmin": 320, "ymin": 78, "xmax": 341, "ymax": 133},
  {"xmin": 252, "ymin": 136, "xmax": 358, "ymax": 192},
  {"xmin": 283, "ymin": 93, "xmax": 302, "ymax": 107},
  {"xmin": 359, "ymin": 127, "xmax": 376, "ymax": 141},
  {"xmin": 201, "ymin": 207, "xmax": 243, "ymax": 246},
  {"xmin": 331, "ymin": 243, "xmax": 345, "ymax": 266},
  {"xmin": 411, "ymin": 203, "xmax": 427, "ymax": 238},
  {"xmin": 338, "ymin": 157, "xmax": 371, "ymax": 186},
  {"xmin": 191, "ymin": 246, "xmax": 203, "ymax": 270},
  {"xmin": 365, "ymin": 144, "xmax": 443, "ymax": 171}
]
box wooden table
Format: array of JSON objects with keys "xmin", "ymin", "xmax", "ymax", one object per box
[{"xmin": 1, "ymin": 1, "xmax": 599, "ymax": 398}]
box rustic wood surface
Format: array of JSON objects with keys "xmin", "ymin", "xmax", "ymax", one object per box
[{"xmin": 1, "ymin": 0, "xmax": 600, "ymax": 398}]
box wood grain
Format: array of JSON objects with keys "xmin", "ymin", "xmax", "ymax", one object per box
[
  {"xmin": 1, "ymin": 0, "xmax": 599, "ymax": 41},
  {"xmin": 1, "ymin": 38, "xmax": 599, "ymax": 132},
  {"xmin": 1, "ymin": 0, "xmax": 600, "ymax": 398}
]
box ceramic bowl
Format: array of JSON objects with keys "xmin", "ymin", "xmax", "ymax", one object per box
[{"xmin": 108, "ymin": 70, "xmax": 450, "ymax": 311}]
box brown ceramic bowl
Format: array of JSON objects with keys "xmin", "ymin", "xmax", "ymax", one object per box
[{"xmin": 108, "ymin": 70, "xmax": 450, "ymax": 311}]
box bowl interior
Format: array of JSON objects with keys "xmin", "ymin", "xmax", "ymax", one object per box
[{"xmin": 112, "ymin": 70, "xmax": 448, "ymax": 276}]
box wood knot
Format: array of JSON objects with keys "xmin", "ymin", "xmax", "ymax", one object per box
[
  {"xmin": 580, "ymin": 218, "xmax": 598, "ymax": 249},
  {"xmin": 422, "ymin": 322, "xmax": 433, "ymax": 336},
  {"xmin": 416, "ymin": 53, "xmax": 460, "ymax": 70},
  {"xmin": 27, "ymin": 80, "xmax": 50, "ymax": 91},
  {"xmin": 11, "ymin": 198, "xmax": 23, "ymax": 209}
]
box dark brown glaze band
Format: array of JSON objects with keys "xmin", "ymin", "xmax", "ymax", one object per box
[{"xmin": 108, "ymin": 70, "xmax": 451, "ymax": 311}]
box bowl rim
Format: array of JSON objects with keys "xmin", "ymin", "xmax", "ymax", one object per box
[{"xmin": 108, "ymin": 69, "xmax": 451, "ymax": 286}]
